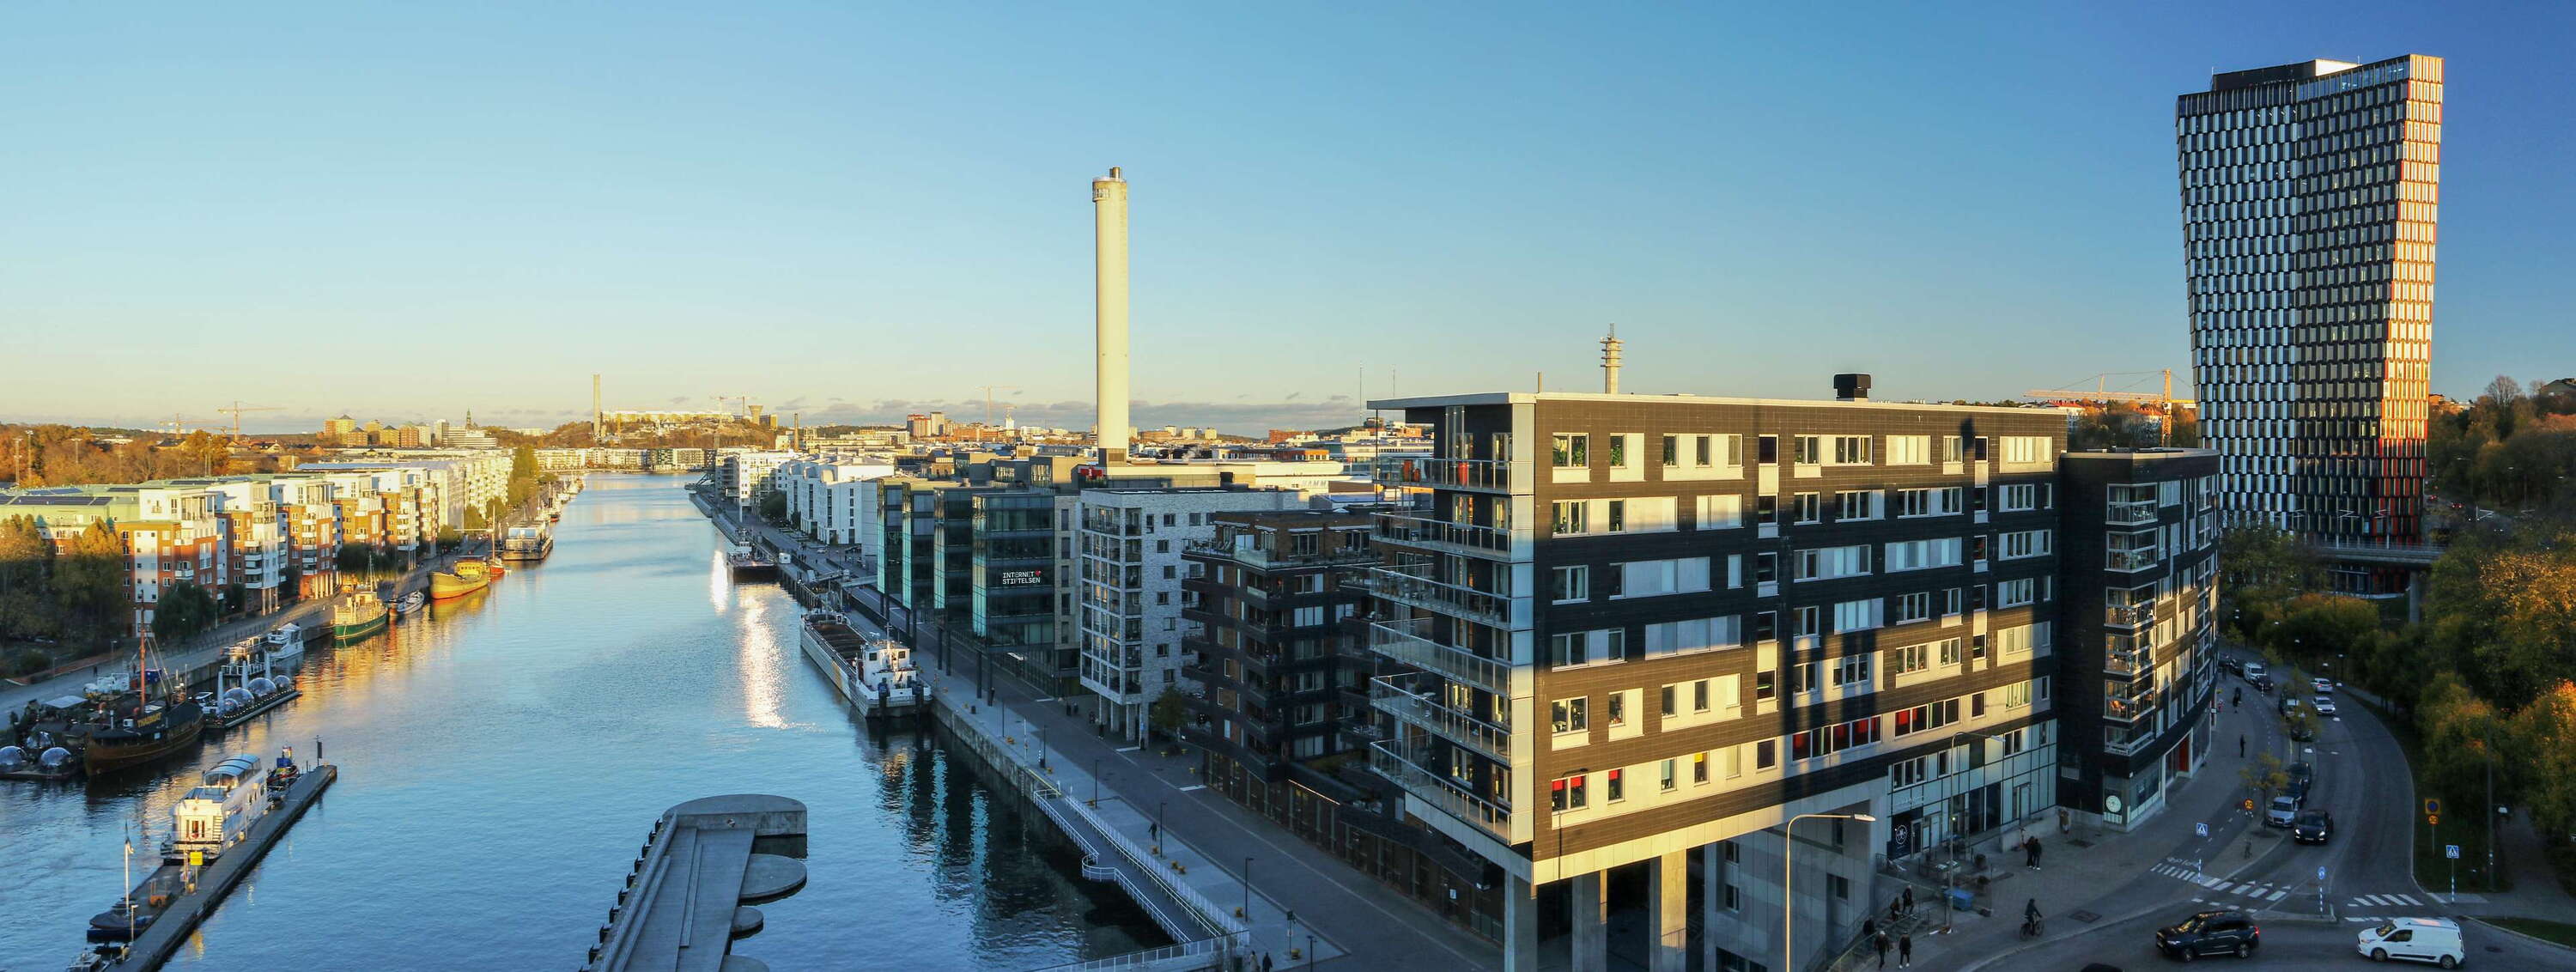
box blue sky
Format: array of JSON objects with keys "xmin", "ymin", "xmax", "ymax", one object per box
[{"xmin": 3, "ymin": 2, "xmax": 2567, "ymax": 434}]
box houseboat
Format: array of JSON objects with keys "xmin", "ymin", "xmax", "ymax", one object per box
[
  {"xmin": 331, "ymin": 590, "xmax": 389, "ymax": 641},
  {"xmin": 499, "ymin": 522, "xmax": 554, "ymax": 562},
  {"xmin": 428, "ymin": 559, "xmax": 493, "ymax": 600},
  {"xmin": 797, "ymin": 611, "xmax": 930, "ymax": 720}
]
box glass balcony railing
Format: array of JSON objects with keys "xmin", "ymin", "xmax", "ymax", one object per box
[
  {"xmin": 2106, "ymin": 549, "xmax": 2160, "ymax": 572},
  {"xmin": 1366, "ymin": 562, "xmax": 1509, "ymax": 626},
  {"xmin": 2104, "ymin": 681, "xmax": 2160, "ymax": 722},
  {"xmin": 1368, "ymin": 737, "xmax": 1511, "ymax": 841},
  {"xmin": 1370, "ymin": 674, "xmax": 1511, "ymax": 762},
  {"xmin": 2106, "ymin": 500, "xmax": 2160, "ymax": 525},
  {"xmin": 2105, "ymin": 602, "xmax": 2155, "ymax": 629},
  {"xmin": 1368, "ymin": 617, "xmax": 1510, "ymax": 696},
  {"xmin": 1373, "ymin": 513, "xmax": 1511, "ymax": 558},
  {"xmin": 1387, "ymin": 457, "xmax": 1513, "ymax": 491}
]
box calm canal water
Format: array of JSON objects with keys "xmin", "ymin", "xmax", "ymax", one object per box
[{"xmin": 0, "ymin": 473, "xmax": 1163, "ymax": 969}]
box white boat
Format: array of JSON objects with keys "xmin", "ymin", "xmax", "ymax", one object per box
[
  {"xmin": 798, "ymin": 611, "xmax": 930, "ymax": 720},
  {"xmin": 266, "ymin": 623, "xmax": 301, "ymax": 647},
  {"xmin": 166, "ymin": 752, "xmax": 273, "ymax": 863},
  {"xmin": 207, "ymin": 639, "xmax": 301, "ymax": 732},
  {"xmin": 265, "ymin": 628, "xmax": 305, "ymax": 667}
]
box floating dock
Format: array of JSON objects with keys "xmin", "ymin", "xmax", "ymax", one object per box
[{"xmin": 96, "ymin": 762, "xmax": 338, "ymax": 971}]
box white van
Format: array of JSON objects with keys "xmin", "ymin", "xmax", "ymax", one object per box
[
  {"xmin": 2356, "ymin": 917, "xmax": 2465, "ymax": 967},
  {"xmin": 2244, "ymin": 661, "xmax": 2269, "ymax": 683}
]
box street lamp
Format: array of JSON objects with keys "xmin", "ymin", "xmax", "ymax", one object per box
[
  {"xmin": 1783, "ymin": 811, "xmax": 1874, "ymax": 972},
  {"xmin": 1242, "ymin": 857, "xmax": 1254, "ymax": 919}
]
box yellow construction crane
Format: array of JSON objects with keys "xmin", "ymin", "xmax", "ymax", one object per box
[
  {"xmin": 2024, "ymin": 369, "xmax": 2174, "ymax": 404},
  {"xmin": 214, "ymin": 401, "xmax": 281, "ymax": 440},
  {"xmin": 976, "ymin": 385, "xmax": 1021, "ymax": 426}
]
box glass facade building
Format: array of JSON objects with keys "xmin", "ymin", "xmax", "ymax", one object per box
[{"xmin": 2179, "ymin": 55, "xmax": 2442, "ymax": 547}]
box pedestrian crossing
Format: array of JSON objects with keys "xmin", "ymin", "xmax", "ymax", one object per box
[
  {"xmin": 2345, "ymin": 893, "xmax": 2428, "ymax": 909},
  {"xmin": 2148, "ymin": 862, "xmax": 2295, "ymax": 902}
]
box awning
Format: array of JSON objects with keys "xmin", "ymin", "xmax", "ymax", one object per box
[{"xmin": 41, "ymin": 696, "xmax": 88, "ymax": 710}]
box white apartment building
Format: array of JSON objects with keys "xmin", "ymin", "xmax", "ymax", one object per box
[
  {"xmin": 776, "ymin": 458, "xmax": 896, "ymax": 547},
  {"xmin": 721, "ymin": 451, "xmax": 797, "ymax": 511},
  {"xmin": 1074, "ymin": 487, "xmax": 1303, "ymax": 739}
]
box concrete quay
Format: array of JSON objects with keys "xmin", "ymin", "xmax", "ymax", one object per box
[
  {"xmin": 100, "ymin": 762, "xmax": 340, "ymax": 971},
  {"xmin": 582, "ymin": 794, "xmax": 809, "ymax": 972}
]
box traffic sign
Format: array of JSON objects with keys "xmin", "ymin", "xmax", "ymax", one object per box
[
  {"xmin": 2445, "ymin": 844, "xmax": 2461, "ymax": 860},
  {"xmin": 2196, "ymin": 823, "xmax": 2210, "ymax": 838},
  {"xmin": 2317, "ymin": 866, "xmax": 2328, "ymax": 882},
  {"xmin": 2425, "ymin": 799, "xmax": 2442, "ymax": 815},
  {"xmin": 2428, "ymin": 813, "xmax": 2440, "ymax": 826}
]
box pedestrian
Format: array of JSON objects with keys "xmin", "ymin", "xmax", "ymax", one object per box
[
  {"xmin": 2031, "ymin": 835, "xmax": 2043, "ymax": 870},
  {"xmin": 1149, "ymin": 822, "xmax": 1159, "ymax": 842},
  {"xmin": 1261, "ymin": 954, "xmax": 1273, "ymax": 972},
  {"xmin": 2057, "ymin": 807, "xmax": 2069, "ymax": 835},
  {"xmin": 1902, "ymin": 884, "xmax": 1915, "ymax": 915},
  {"xmin": 2239, "ymin": 733, "xmax": 2246, "ymax": 757},
  {"xmin": 1899, "ymin": 932, "xmax": 1912, "ymax": 969},
  {"xmin": 1874, "ymin": 930, "xmax": 1889, "ymax": 968}
]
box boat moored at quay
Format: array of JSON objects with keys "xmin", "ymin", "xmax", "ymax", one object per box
[
  {"xmin": 796, "ymin": 611, "xmax": 929, "ymax": 720},
  {"xmin": 500, "ymin": 522, "xmax": 554, "ymax": 562}
]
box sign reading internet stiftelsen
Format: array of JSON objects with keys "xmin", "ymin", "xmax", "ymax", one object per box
[{"xmin": 1000, "ymin": 569, "xmax": 1046, "ymax": 586}]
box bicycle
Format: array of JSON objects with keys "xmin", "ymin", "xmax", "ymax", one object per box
[{"xmin": 2020, "ymin": 916, "xmax": 2045, "ymax": 939}]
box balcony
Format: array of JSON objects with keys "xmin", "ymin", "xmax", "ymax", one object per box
[
  {"xmin": 1373, "ymin": 513, "xmax": 1511, "ymax": 560},
  {"xmin": 2106, "ymin": 500, "xmax": 2160, "ymax": 526},
  {"xmin": 1370, "ymin": 674, "xmax": 1511, "ymax": 762},
  {"xmin": 1386, "ymin": 456, "xmax": 1513, "ymax": 492},
  {"xmin": 2105, "ymin": 681, "xmax": 2161, "ymax": 722},
  {"xmin": 1183, "ymin": 538, "xmax": 1378, "ymax": 570},
  {"xmin": 2104, "ymin": 602, "xmax": 2155, "ymax": 629},
  {"xmin": 1368, "ymin": 617, "xmax": 1510, "ymax": 696},
  {"xmin": 1365, "ymin": 562, "xmax": 1508, "ymax": 627},
  {"xmin": 2106, "ymin": 549, "xmax": 2160, "ymax": 573},
  {"xmin": 1368, "ymin": 737, "xmax": 1511, "ymax": 842},
  {"xmin": 2104, "ymin": 649, "xmax": 2147, "ymax": 677}
]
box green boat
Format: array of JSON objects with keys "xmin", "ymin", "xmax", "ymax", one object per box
[{"xmin": 331, "ymin": 590, "xmax": 390, "ymax": 641}]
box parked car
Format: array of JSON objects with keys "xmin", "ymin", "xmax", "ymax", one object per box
[
  {"xmin": 2250, "ymin": 675, "xmax": 2275, "ymax": 696},
  {"xmin": 2281, "ymin": 695, "xmax": 2305, "ymax": 716},
  {"xmin": 2313, "ymin": 677, "xmax": 2335, "ymax": 694},
  {"xmin": 2245, "ymin": 662, "xmax": 2269, "ymax": 683},
  {"xmin": 2293, "ymin": 809, "xmax": 2334, "ymax": 844},
  {"xmin": 2315, "ymin": 696, "xmax": 2339, "ymax": 716},
  {"xmin": 2221, "ymin": 658, "xmax": 2244, "ymax": 677},
  {"xmin": 2355, "ymin": 917, "xmax": 2465, "ymax": 967},
  {"xmin": 2157, "ymin": 909, "xmax": 2261, "ymax": 960},
  {"xmin": 2266, "ymin": 796, "xmax": 2301, "ymax": 828},
  {"xmin": 2285, "ymin": 776, "xmax": 2311, "ymax": 805}
]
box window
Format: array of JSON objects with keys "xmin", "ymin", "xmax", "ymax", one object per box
[
  {"xmin": 2004, "ymin": 681, "xmax": 2032, "ymax": 708},
  {"xmin": 1754, "ymin": 670, "xmax": 1777, "ymax": 702},
  {"xmin": 1552, "ymin": 434, "xmax": 1589, "ymax": 468},
  {"xmin": 1941, "ymin": 435, "xmax": 1964, "ymax": 463},
  {"xmin": 1791, "ymin": 493, "xmax": 1821, "ymax": 523},
  {"xmin": 1889, "ymin": 643, "xmax": 1929, "ymax": 675},
  {"xmin": 1696, "ymin": 494, "xmax": 1743, "ymax": 529},
  {"xmin": 1789, "ymin": 661, "xmax": 1818, "ymax": 694},
  {"xmin": 1754, "ymin": 553, "xmax": 1777, "ymax": 585},
  {"xmin": 1793, "ymin": 435, "xmax": 1821, "ymax": 464},
  {"xmin": 1999, "ymin": 530, "xmax": 2053, "ymax": 560},
  {"xmin": 1618, "ymin": 557, "xmax": 1711, "ymax": 598},
  {"xmin": 1549, "ymin": 629, "xmax": 1625, "ymax": 666},
  {"xmin": 1883, "ymin": 538, "xmax": 1963, "ymax": 572},
  {"xmin": 1607, "ymin": 692, "xmax": 1627, "ymax": 728},
  {"xmin": 1692, "ymin": 752, "xmax": 1709, "ymax": 783},
  {"xmin": 1660, "ymin": 684, "xmax": 1676, "ymax": 717},
  {"xmin": 1832, "ymin": 598, "xmax": 1882, "ymax": 633},
  {"xmin": 1756, "ymin": 739, "xmax": 1777, "ymax": 768},
  {"xmin": 1551, "ymin": 774, "xmax": 1589, "ymax": 811},
  {"xmin": 1886, "ymin": 435, "xmax": 1930, "ymax": 465},
  {"xmin": 1551, "ymin": 565, "xmax": 1589, "ymax": 603},
  {"xmin": 1936, "ymin": 637, "xmax": 1961, "ymax": 665},
  {"xmin": 1660, "ymin": 758, "xmax": 1678, "ymax": 792},
  {"xmin": 1832, "ymin": 653, "xmax": 1871, "ymax": 688},
  {"xmin": 1894, "ymin": 592, "xmax": 1932, "ymax": 623},
  {"xmin": 1794, "ymin": 544, "xmax": 1870, "ymax": 580},
  {"xmin": 1607, "ymin": 434, "xmax": 1631, "ymax": 469},
  {"xmin": 1941, "ymin": 587, "xmax": 1965, "ymax": 617},
  {"xmin": 1999, "ymin": 483, "xmax": 2042, "ymax": 512},
  {"xmin": 1605, "ymin": 768, "xmax": 1625, "ymax": 802},
  {"xmin": 1997, "ymin": 578, "xmax": 2035, "ymax": 608},
  {"xmin": 1643, "ymin": 616, "xmax": 1740, "ymax": 656},
  {"xmin": 1833, "ymin": 490, "xmax": 1880, "ymax": 521},
  {"xmin": 1662, "ymin": 434, "xmax": 1680, "ymax": 465},
  {"xmin": 1757, "ymin": 494, "xmax": 1778, "ymax": 523},
  {"xmin": 2000, "ymin": 436, "xmax": 2050, "ymax": 465},
  {"xmin": 1794, "ymin": 605, "xmax": 1820, "ymax": 636},
  {"xmin": 1606, "ymin": 501, "xmax": 1625, "ymax": 532},
  {"xmin": 1891, "ymin": 756, "xmax": 1929, "ymax": 787},
  {"xmin": 1831, "ymin": 435, "xmax": 1872, "ymax": 465},
  {"xmin": 1757, "ymin": 435, "xmax": 1778, "ymax": 464},
  {"xmin": 1693, "ymin": 678, "xmax": 1711, "ymax": 712},
  {"xmin": 1552, "ymin": 501, "xmax": 1590, "ymax": 535},
  {"xmin": 1550, "ymin": 697, "xmax": 1589, "ymax": 733}
]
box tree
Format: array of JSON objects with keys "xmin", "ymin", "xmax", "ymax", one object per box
[
  {"xmin": 510, "ymin": 444, "xmax": 538, "ymax": 481},
  {"xmin": 2266, "ymin": 593, "xmax": 2380, "ymax": 666},
  {"xmin": 2512, "ymin": 681, "xmax": 2576, "ymax": 850},
  {"xmin": 2240, "ymin": 751, "xmax": 2288, "ymax": 806},
  {"xmin": 0, "ymin": 514, "xmax": 57, "ymax": 640},
  {"xmin": 336, "ymin": 542, "xmax": 381, "ymax": 582},
  {"xmin": 2419, "ymin": 674, "xmax": 2506, "ymax": 811},
  {"xmin": 52, "ymin": 520, "xmax": 128, "ymax": 649},
  {"xmin": 2167, "ymin": 408, "xmax": 2202, "ymax": 447},
  {"xmin": 2217, "ymin": 525, "xmax": 2323, "ymax": 642},
  {"xmin": 1149, "ymin": 687, "xmax": 1188, "ymax": 738},
  {"xmin": 758, "ymin": 491, "xmax": 787, "ymax": 522},
  {"xmin": 150, "ymin": 580, "xmax": 222, "ymax": 642},
  {"xmin": 2071, "ymin": 403, "xmax": 2160, "ymax": 451},
  {"xmin": 2422, "ymin": 519, "xmax": 2576, "ymax": 708}
]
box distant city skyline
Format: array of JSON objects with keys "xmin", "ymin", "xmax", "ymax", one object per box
[{"xmin": 5, "ymin": 3, "xmax": 2569, "ymax": 434}]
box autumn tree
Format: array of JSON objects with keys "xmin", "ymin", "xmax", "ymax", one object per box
[
  {"xmin": 2423, "ymin": 519, "xmax": 2576, "ymax": 708},
  {"xmin": 149, "ymin": 580, "xmax": 222, "ymax": 643},
  {"xmin": 2217, "ymin": 525, "xmax": 2323, "ymax": 642},
  {"xmin": 2512, "ymin": 682, "xmax": 2576, "ymax": 848},
  {"xmin": 52, "ymin": 520, "xmax": 129, "ymax": 649},
  {"xmin": 0, "ymin": 514, "xmax": 58, "ymax": 641}
]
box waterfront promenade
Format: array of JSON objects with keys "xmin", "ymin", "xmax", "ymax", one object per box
[{"xmin": 708, "ymin": 496, "xmax": 1502, "ymax": 970}]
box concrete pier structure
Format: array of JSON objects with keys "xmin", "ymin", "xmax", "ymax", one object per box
[{"xmin": 583, "ymin": 794, "xmax": 808, "ymax": 972}]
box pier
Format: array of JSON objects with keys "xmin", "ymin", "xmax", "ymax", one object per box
[
  {"xmin": 583, "ymin": 794, "xmax": 809, "ymax": 972},
  {"xmin": 100, "ymin": 762, "xmax": 339, "ymax": 971}
]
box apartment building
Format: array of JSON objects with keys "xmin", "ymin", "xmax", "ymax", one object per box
[
  {"xmin": 1180, "ymin": 509, "xmax": 1379, "ymax": 781},
  {"xmin": 2056, "ymin": 449, "xmax": 2223, "ymax": 827},
  {"xmin": 720, "ymin": 451, "xmax": 796, "ymax": 511},
  {"xmin": 1364, "ymin": 380, "xmax": 2075, "ymax": 972},
  {"xmin": 1074, "ymin": 487, "xmax": 1303, "ymax": 739},
  {"xmin": 2179, "ymin": 56, "xmax": 2442, "ymax": 550},
  {"xmin": 775, "ymin": 459, "xmax": 894, "ymax": 546}
]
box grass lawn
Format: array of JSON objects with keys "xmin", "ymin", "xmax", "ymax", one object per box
[
  {"xmin": 2348, "ymin": 695, "xmax": 2511, "ymax": 893},
  {"xmin": 2477, "ymin": 916, "xmax": 2576, "ymax": 949}
]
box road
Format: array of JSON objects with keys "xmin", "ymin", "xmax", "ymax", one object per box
[{"xmin": 1999, "ymin": 908, "xmax": 2557, "ymax": 969}]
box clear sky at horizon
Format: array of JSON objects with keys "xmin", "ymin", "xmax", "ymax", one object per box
[{"xmin": 3, "ymin": 3, "xmax": 2568, "ymax": 434}]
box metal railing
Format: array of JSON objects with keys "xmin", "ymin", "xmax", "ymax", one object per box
[
  {"xmin": 2106, "ymin": 548, "xmax": 2159, "ymax": 572},
  {"xmin": 1368, "ymin": 617, "xmax": 1511, "ymax": 696},
  {"xmin": 2105, "ymin": 602, "xmax": 2155, "ymax": 629},
  {"xmin": 1182, "ymin": 537, "xmax": 1377, "ymax": 569},
  {"xmin": 1368, "ymin": 737, "xmax": 1513, "ymax": 841},
  {"xmin": 1370, "ymin": 673, "xmax": 1512, "ymax": 762},
  {"xmin": 2106, "ymin": 500, "xmax": 2160, "ymax": 525}
]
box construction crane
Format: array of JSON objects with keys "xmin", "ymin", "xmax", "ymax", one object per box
[
  {"xmin": 214, "ymin": 401, "xmax": 281, "ymax": 440},
  {"xmin": 711, "ymin": 394, "xmax": 754, "ymax": 418},
  {"xmin": 975, "ymin": 385, "xmax": 1021, "ymax": 426},
  {"xmin": 2024, "ymin": 370, "xmax": 2174, "ymax": 405},
  {"xmin": 158, "ymin": 413, "xmax": 192, "ymax": 439}
]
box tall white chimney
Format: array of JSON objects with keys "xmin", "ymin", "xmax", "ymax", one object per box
[
  {"xmin": 1601, "ymin": 325, "xmax": 1623, "ymax": 394},
  {"xmin": 1094, "ymin": 167, "xmax": 1130, "ymax": 465}
]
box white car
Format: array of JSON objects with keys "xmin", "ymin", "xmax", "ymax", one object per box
[
  {"xmin": 2356, "ymin": 917, "xmax": 2465, "ymax": 967},
  {"xmin": 2313, "ymin": 677, "xmax": 2334, "ymax": 695},
  {"xmin": 2314, "ymin": 696, "xmax": 2339, "ymax": 716}
]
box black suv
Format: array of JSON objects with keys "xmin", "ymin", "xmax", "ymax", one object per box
[
  {"xmin": 2249, "ymin": 675, "xmax": 2275, "ymax": 696},
  {"xmin": 2287, "ymin": 761, "xmax": 2313, "ymax": 786},
  {"xmin": 2156, "ymin": 908, "xmax": 2261, "ymax": 959},
  {"xmin": 2293, "ymin": 809, "xmax": 2334, "ymax": 844}
]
